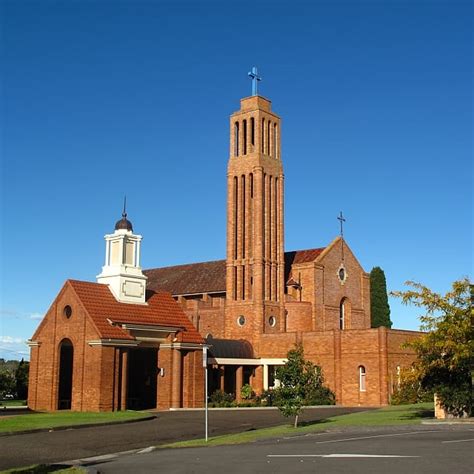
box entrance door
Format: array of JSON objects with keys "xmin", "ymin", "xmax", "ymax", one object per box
[
  {"xmin": 127, "ymin": 348, "xmax": 158, "ymax": 410},
  {"xmin": 58, "ymin": 339, "xmax": 73, "ymax": 410}
]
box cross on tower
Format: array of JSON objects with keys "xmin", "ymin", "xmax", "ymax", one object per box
[
  {"xmin": 248, "ymin": 66, "xmax": 262, "ymax": 96},
  {"xmin": 337, "ymin": 211, "xmax": 346, "ymax": 262},
  {"xmin": 337, "ymin": 211, "xmax": 346, "ymax": 238}
]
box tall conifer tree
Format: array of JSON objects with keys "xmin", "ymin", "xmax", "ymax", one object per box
[{"xmin": 370, "ymin": 266, "xmax": 392, "ymax": 328}]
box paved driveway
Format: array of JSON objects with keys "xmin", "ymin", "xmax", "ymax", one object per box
[
  {"xmin": 86, "ymin": 425, "xmax": 474, "ymax": 474},
  {"xmin": 0, "ymin": 406, "xmax": 369, "ymax": 470}
]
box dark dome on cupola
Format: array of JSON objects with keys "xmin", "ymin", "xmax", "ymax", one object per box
[{"xmin": 115, "ymin": 212, "xmax": 133, "ymax": 232}]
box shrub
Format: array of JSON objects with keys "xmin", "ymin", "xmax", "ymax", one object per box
[
  {"xmin": 240, "ymin": 383, "xmax": 254, "ymax": 400},
  {"xmin": 209, "ymin": 390, "xmax": 235, "ymax": 407}
]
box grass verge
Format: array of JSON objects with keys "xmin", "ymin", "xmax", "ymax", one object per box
[
  {"xmin": 0, "ymin": 410, "xmax": 151, "ymax": 434},
  {"xmin": 0, "ymin": 400, "xmax": 27, "ymax": 407},
  {"xmin": 1, "ymin": 465, "xmax": 85, "ymax": 473},
  {"xmin": 163, "ymin": 403, "xmax": 434, "ymax": 448}
]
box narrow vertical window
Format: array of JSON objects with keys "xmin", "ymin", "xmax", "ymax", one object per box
[
  {"xmin": 243, "ymin": 120, "xmax": 247, "ymax": 155},
  {"xmin": 242, "ymin": 175, "xmax": 246, "ymax": 258},
  {"xmin": 274, "ymin": 124, "xmax": 278, "ymax": 159},
  {"xmin": 234, "ymin": 122, "xmax": 239, "ymax": 156},
  {"xmin": 242, "ymin": 267, "xmax": 245, "ymax": 300},
  {"xmin": 233, "ymin": 267, "xmax": 237, "ymax": 300},
  {"xmin": 339, "ymin": 299, "xmax": 345, "ymax": 330},
  {"xmin": 261, "ymin": 118, "xmax": 265, "ymax": 153},
  {"xmin": 267, "ymin": 121, "xmax": 271, "ymax": 156},
  {"xmin": 233, "ymin": 177, "xmax": 238, "ymax": 259},
  {"xmin": 250, "ymin": 173, "xmax": 254, "ymax": 198},
  {"xmin": 250, "ymin": 117, "xmax": 255, "ymax": 146},
  {"xmin": 359, "ymin": 366, "xmax": 366, "ymax": 392}
]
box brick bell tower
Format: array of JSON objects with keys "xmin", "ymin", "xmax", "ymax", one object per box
[{"xmin": 225, "ymin": 68, "xmax": 285, "ymax": 349}]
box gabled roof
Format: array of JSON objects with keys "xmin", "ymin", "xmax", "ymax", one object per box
[
  {"xmin": 144, "ymin": 248, "xmax": 326, "ymax": 296},
  {"xmin": 67, "ymin": 280, "xmax": 203, "ymax": 344}
]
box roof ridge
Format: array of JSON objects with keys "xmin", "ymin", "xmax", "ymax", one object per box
[{"xmin": 144, "ymin": 258, "xmax": 226, "ymax": 272}]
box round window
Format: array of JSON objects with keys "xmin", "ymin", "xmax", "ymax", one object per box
[
  {"xmin": 338, "ymin": 268, "xmax": 345, "ymax": 281},
  {"xmin": 269, "ymin": 316, "xmax": 276, "ymax": 327},
  {"xmin": 63, "ymin": 305, "xmax": 72, "ymax": 319},
  {"xmin": 237, "ymin": 315, "xmax": 246, "ymax": 327}
]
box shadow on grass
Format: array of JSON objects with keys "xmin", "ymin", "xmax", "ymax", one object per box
[
  {"xmin": 296, "ymin": 418, "xmax": 331, "ymax": 428},
  {"xmin": 401, "ymin": 409, "xmax": 435, "ymax": 420}
]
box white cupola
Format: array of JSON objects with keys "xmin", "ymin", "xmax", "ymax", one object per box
[{"xmin": 96, "ymin": 202, "xmax": 147, "ymax": 304}]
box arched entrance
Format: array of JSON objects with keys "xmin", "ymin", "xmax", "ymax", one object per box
[{"xmin": 58, "ymin": 339, "xmax": 73, "ymax": 410}]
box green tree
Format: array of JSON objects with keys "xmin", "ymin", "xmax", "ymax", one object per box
[
  {"xmin": 15, "ymin": 359, "xmax": 29, "ymax": 400},
  {"xmin": 0, "ymin": 370, "xmax": 15, "ymax": 398},
  {"xmin": 391, "ymin": 278, "xmax": 473, "ymax": 417},
  {"xmin": 274, "ymin": 345, "xmax": 335, "ymax": 427},
  {"xmin": 370, "ymin": 266, "xmax": 392, "ymax": 328}
]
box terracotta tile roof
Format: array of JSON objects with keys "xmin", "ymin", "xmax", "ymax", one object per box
[
  {"xmin": 68, "ymin": 280, "xmax": 203, "ymax": 344},
  {"xmin": 145, "ymin": 260, "xmax": 227, "ymax": 295},
  {"xmin": 145, "ymin": 248, "xmax": 326, "ymax": 296}
]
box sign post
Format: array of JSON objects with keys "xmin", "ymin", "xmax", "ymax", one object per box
[{"xmin": 203, "ymin": 346, "xmax": 208, "ymax": 442}]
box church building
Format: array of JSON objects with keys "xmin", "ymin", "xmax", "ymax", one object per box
[{"xmin": 28, "ymin": 75, "xmax": 420, "ymax": 411}]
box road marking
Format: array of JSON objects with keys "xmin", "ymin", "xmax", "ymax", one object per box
[
  {"xmin": 442, "ymin": 438, "xmax": 474, "ymax": 444},
  {"xmin": 314, "ymin": 430, "xmax": 439, "ymax": 444},
  {"xmin": 268, "ymin": 454, "xmax": 419, "ymax": 458}
]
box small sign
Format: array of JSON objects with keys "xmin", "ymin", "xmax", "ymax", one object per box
[{"xmin": 202, "ymin": 346, "xmax": 208, "ymax": 368}]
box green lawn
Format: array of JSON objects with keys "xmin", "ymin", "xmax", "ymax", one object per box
[
  {"xmin": 0, "ymin": 400, "xmax": 27, "ymax": 407},
  {"xmin": 163, "ymin": 403, "xmax": 434, "ymax": 448},
  {"xmin": 0, "ymin": 410, "xmax": 151, "ymax": 434}
]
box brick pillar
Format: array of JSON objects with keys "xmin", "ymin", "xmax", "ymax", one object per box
[
  {"xmin": 113, "ymin": 348, "xmax": 120, "ymax": 411},
  {"xmin": 157, "ymin": 347, "xmax": 173, "ymax": 410},
  {"xmin": 251, "ymin": 365, "xmax": 264, "ymax": 395},
  {"xmin": 120, "ymin": 349, "xmax": 128, "ymax": 411},
  {"xmin": 378, "ymin": 327, "xmax": 389, "ymax": 405},
  {"xmin": 219, "ymin": 366, "xmax": 225, "ymax": 391},
  {"xmin": 236, "ymin": 366, "xmax": 243, "ymax": 402},
  {"xmin": 171, "ymin": 348, "xmax": 182, "ymax": 408},
  {"xmin": 334, "ymin": 331, "xmax": 342, "ymax": 403}
]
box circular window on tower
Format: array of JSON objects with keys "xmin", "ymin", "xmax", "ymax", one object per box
[
  {"xmin": 337, "ymin": 264, "xmax": 348, "ymax": 285},
  {"xmin": 269, "ymin": 316, "xmax": 277, "ymax": 327},
  {"xmin": 63, "ymin": 305, "xmax": 73, "ymax": 319},
  {"xmin": 237, "ymin": 315, "xmax": 246, "ymax": 327}
]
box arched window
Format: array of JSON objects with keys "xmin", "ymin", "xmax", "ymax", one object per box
[
  {"xmin": 58, "ymin": 339, "xmax": 74, "ymax": 410},
  {"xmin": 234, "ymin": 122, "xmax": 239, "ymax": 156},
  {"xmin": 339, "ymin": 299, "xmax": 346, "ymax": 330},
  {"xmin": 359, "ymin": 366, "xmax": 366, "ymax": 392},
  {"xmin": 250, "ymin": 117, "xmax": 255, "ymax": 146}
]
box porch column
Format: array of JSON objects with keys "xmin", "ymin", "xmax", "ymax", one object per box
[
  {"xmin": 120, "ymin": 349, "xmax": 129, "ymax": 411},
  {"xmin": 251, "ymin": 365, "xmax": 264, "ymax": 395},
  {"xmin": 263, "ymin": 364, "xmax": 269, "ymax": 390},
  {"xmin": 219, "ymin": 366, "xmax": 225, "ymax": 391},
  {"xmin": 236, "ymin": 365, "xmax": 243, "ymax": 402},
  {"xmin": 171, "ymin": 348, "xmax": 182, "ymax": 408}
]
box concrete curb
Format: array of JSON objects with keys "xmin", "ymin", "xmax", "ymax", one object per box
[
  {"xmin": 422, "ymin": 418, "xmax": 474, "ymax": 425},
  {"xmin": 0, "ymin": 414, "xmax": 157, "ymax": 437}
]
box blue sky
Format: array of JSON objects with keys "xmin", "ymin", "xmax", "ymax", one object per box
[{"xmin": 1, "ymin": 0, "xmax": 472, "ymax": 360}]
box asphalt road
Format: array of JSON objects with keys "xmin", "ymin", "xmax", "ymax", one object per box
[
  {"xmin": 85, "ymin": 425, "xmax": 474, "ymax": 474},
  {"xmin": 0, "ymin": 406, "xmax": 369, "ymax": 470}
]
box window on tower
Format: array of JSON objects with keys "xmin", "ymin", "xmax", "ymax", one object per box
[
  {"xmin": 243, "ymin": 119, "xmax": 247, "ymax": 155},
  {"xmin": 250, "ymin": 117, "xmax": 255, "ymax": 146},
  {"xmin": 234, "ymin": 122, "xmax": 239, "ymax": 156}
]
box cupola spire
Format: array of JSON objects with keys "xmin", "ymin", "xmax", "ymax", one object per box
[{"xmin": 97, "ymin": 200, "xmax": 147, "ymax": 304}]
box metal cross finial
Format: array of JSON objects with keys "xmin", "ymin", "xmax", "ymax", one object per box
[
  {"xmin": 248, "ymin": 66, "xmax": 262, "ymax": 96},
  {"xmin": 337, "ymin": 211, "xmax": 346, "ymax": 238},
  {"xmin": 122, "ymin": 195, "xmax": 127, "ymax": 218},
  {"xmin": 337, "ymin": 211, "xmax": 346, "ymax": 261}
]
